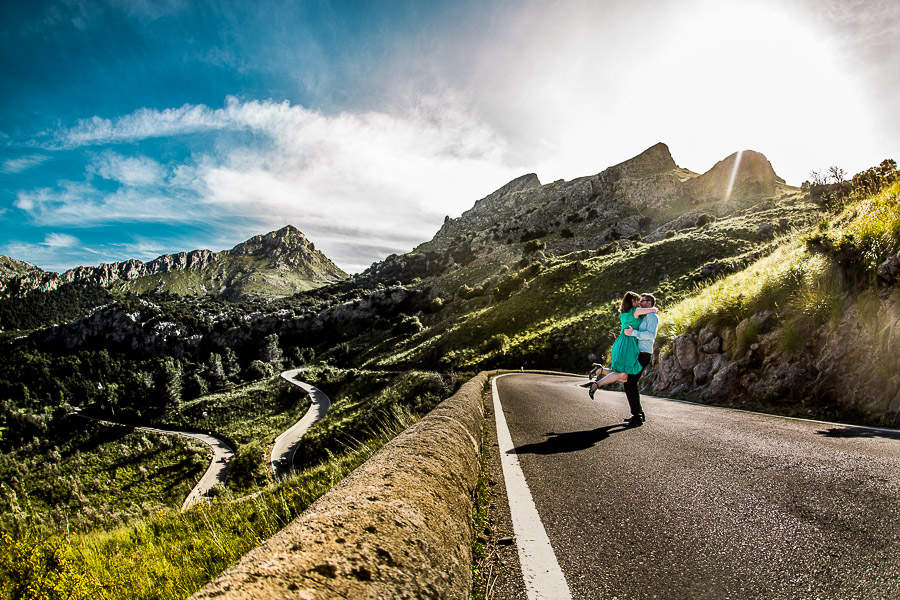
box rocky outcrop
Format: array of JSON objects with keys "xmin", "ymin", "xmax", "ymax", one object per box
[
  {"xmin": 145, "ymin": 249, "xmax": 217, "ymax": 274},
  {"xmin": 680, "ymin": 150, "xmax": 784, "ymax": 206},
  {"xmin": 646, "ymin": 296, "xmax": 900, "ymax": 420},
  {"xmin": 0, "ymin": 257, "xmax": 65, "ymax": 297},
  {"xmin": 607, "ymin": 141, "xmax": 678, "ymax": 179}
]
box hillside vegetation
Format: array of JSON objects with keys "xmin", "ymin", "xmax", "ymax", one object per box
[
  {"xmin": 650, "ymin": 166, "xmax": 900, "ymax": 424},
  {"xmin": 1, "ymin": 145, "xmax": 897, "ymax": 598}
]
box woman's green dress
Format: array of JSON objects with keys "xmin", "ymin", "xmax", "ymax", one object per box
[{"xmin": 609, "ymin": 307, "xmax": 644, "ymax": 375}]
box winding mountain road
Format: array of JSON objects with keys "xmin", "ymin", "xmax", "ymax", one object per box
[
  {"xmin": 71, "ymin": 369, "xmax": 330, "ymax": 510},
  {"xmin": 271, "ymin": 368, "xmax": 332, "ymax": 479},
  {"xmin": 71, "ymin": 412, "xmax": 234, "ymax": 511},
  {"xmin": 490, "ymin": 373, "xmax": 900, "ymax": 599}
]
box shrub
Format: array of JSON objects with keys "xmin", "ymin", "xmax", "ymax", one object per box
[
  {"xmin": 492, "ymin": 272, "xmax": 525, "ymax": 301},
  {"xmin": 243, "ymin": 360, "xmax": 274, "ymax": 381},
  {"xmin": 696, "ymin": 214, "xmax": 715, "ymax": 228},
  {"xmin": 228, "ymin": 439, "xmax": 269, "ymax": 491},
  {"xmin": 523, "ymin": 239, "xmax": 545, "ymax": 253},
  {"xmin": 597, "ymin": 242, "xmax": 619, "ymax": 256},
  {"xmin": 395, "ymin": 314, "xmax": 424, "ymax": 334}
]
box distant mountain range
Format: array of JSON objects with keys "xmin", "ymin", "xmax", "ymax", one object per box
[
  {"xmin": 1, "ymin": 142, "xmax": 791, "ymax": 306},
  {"xmin": 0, "ymin": 225, "xmax": 348, "ymax": 301}
]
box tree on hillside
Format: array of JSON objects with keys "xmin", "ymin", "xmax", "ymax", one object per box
[
  {"xmin": 851, "ymin": 159, "xmax": 898, "ymax": 198},
  {"xmin": 158, "ymin": 357, "xmax": 183, "ymax": 411},
  {"xmin": 827, "ymin": 165, "xmax": 847, "ymax": 183},
  {"xmin": 206, "ymin": 353, "xmax": 227, "ymax": 392},
  {"xmin": 260, "ymin": 333, "xmax": 283, "ymax": 370}
]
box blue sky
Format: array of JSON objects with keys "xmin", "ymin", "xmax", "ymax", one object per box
[{"xmin": 2, "ymin": 0, "xmax": 898, "ymax": 274}]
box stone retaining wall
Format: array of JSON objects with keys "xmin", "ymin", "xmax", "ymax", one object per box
[{"xmin": 191, "ymin": 371, "xmax": 488, "ymax": 600}]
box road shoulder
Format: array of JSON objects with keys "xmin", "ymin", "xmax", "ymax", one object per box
[{"xmin": 475, "ymin": 374, "xmax": 528, "ymax": 600}]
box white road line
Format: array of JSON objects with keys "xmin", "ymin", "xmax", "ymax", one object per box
[{"xmin": 492, "ymin": 374, "xmax": 572, "ymax": 600}]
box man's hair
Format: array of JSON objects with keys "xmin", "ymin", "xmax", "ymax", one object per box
[
  {"xmin": 640, "ymin": 293, "xmax": 657, "ymax": 307},
  {"xmin": 620, "ymin": 291, "xmax": 641, "ymax": 313}
]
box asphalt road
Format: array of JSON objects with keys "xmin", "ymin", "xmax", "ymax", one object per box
[
  {"xmin": 271, "ymin": 368, "xmax": 331, "ymax": 479},
  {"xmin": 490, "ymin": 373, "xmax": 900, "ymax": 600}
]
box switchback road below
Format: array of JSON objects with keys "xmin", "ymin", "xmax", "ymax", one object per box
[
  {"xmin": 271, "ymin": 368, "xmax": 331, "ymax": 479},
  {"xmin": 487, "ymin": 373, "xmax": 900, "ymax": 600}
]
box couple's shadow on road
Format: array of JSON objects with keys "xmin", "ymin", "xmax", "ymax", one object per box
[{"xmin": 511, "ymin": 423, "xmax": 631, "ymax": 455}]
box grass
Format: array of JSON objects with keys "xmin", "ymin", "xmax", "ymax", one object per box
[
  {"xmin": 470, "ymin": 381, "xmax": 493, "ymax": 600},
  {"xmin": 814, "ymin": 181, "xmax": 900, "ymax": 276},
  {"xmin": 659, "ymin": 183, "xmax": 900, "ymax": 350},
  {"xmin": 0, "ymin": 385, "xmax": 426, "ymax": 600},
  {"xmin": 290, "ymin": 368, "xmax": 462, "ymax": 470},
  {"xmin": 160, "ymin": 375, "xmax": 310, "ymax": 446},
  {"xmin": 0, "ymin": 423, "xmax": 210, "ymax": 536}
]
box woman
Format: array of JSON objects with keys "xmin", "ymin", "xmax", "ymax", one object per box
[{"xmin": 589, "ymin": 291, "xmax": 658, "ymax": 399}]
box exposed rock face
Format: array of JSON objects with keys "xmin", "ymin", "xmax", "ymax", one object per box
[
  {"xmin": 0, "ymin": 256, "xmax": 64, "ymax": 297},
  {"xmin": 0, "ymin": 225, "xmax": 347, "ymax": 300},
  {"xmin": 414, "ymin": 142, "xmax": 796, "ymax": 280},
  {"xmin": 145, "ymin": 250, "xmax": 217, "ymax": 274},
  {"xmin": 608, "ymin": 142, "xmax": 678, "ymax": 179}
]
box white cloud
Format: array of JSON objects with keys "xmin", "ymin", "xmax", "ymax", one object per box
[
  {"xmin": 43, "ymin": 233, "xmax": 80, "ymax": 248},
  {"xmin": 2, "ymin": 154, "xmax": 50, "ymax": 174},
  {"xmin": 58, "ymin": 101, "xmax": 237, "ymax": 147},
  {"xmin": 89, "ymin": 151, "xmax": 166, "ymax": 186},
  {"xmin": 15, "ymin": 181, "xmax": 196, "ymax": 226},
  {"xmin": 30, "ymin": 96, "xmax": 525, "ymax": 272}
]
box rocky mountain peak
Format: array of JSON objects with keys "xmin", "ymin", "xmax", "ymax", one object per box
[
  {"xmin": 606, "ymin": 142, "xmax": 677, "ymax": 178},
  {"xmin": 2, "ymin": 226, "xmax": 347, "ymax": 300},
  {"xmin": 229, "ymin": 225, "xmax": 312, "ymax": 257},
  {"xmin": 682, "ymin": 149, "xmax": 784, "ymax": 204},
  {"xmin": 466, "ymin": 173, "xmax": 542, "ymax": 214},
  {"xmin": 0, "ymin": 256, "xmax": 41, "ymax": 279}
]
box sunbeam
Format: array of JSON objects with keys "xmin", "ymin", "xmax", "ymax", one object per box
[{"xmin": 725, "ymin": 150, "xmax": 744, "ymax": 202}]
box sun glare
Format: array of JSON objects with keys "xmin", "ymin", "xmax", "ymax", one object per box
[
  {"xmin": 724, "ymin": 150, "xmax": 744, "ymax": 201},
  {"xmin": 484, "ymin": 0, "xmax": 877, "ymax": 185}
]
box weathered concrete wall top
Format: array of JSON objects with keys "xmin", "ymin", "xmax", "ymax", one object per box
[{"xmin": 191, "ymin": 371, "xmax": 488, "ymax": 600}]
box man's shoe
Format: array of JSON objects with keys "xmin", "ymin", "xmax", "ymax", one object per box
[
  {"xmin": 624, "ymin": 416, "xmax": 643, "ymax": 427},
  {"xmin": 588, "ymin": 384, "xmax": 596, "ymax": 400}
]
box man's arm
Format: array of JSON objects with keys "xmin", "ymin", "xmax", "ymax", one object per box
[{"xmin": 632, "ymin": 313, "xmax": 658, "ymax": 341}]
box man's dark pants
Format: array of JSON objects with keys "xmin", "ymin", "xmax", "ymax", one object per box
[{"xmin": 624, "ymin": 352, "xmax": 652, "ymax": 418}]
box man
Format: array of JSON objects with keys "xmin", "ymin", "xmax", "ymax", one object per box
[{"xmin": 621, "ymin": 293, "xmax": 659, "ymax": 427}]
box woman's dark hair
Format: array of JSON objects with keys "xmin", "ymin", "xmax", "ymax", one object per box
[{"xmin": 619, "ymin": 291, "xmax": 640, "ymax": 313}]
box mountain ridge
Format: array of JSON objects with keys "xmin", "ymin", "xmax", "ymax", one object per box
[
  {"xmin": 411, "ymin": 142, "xmax": 797, "ymax": 278},
  {"xmin": 0, "ymin": 225, "xmax": 348, "ymax": 301}
]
